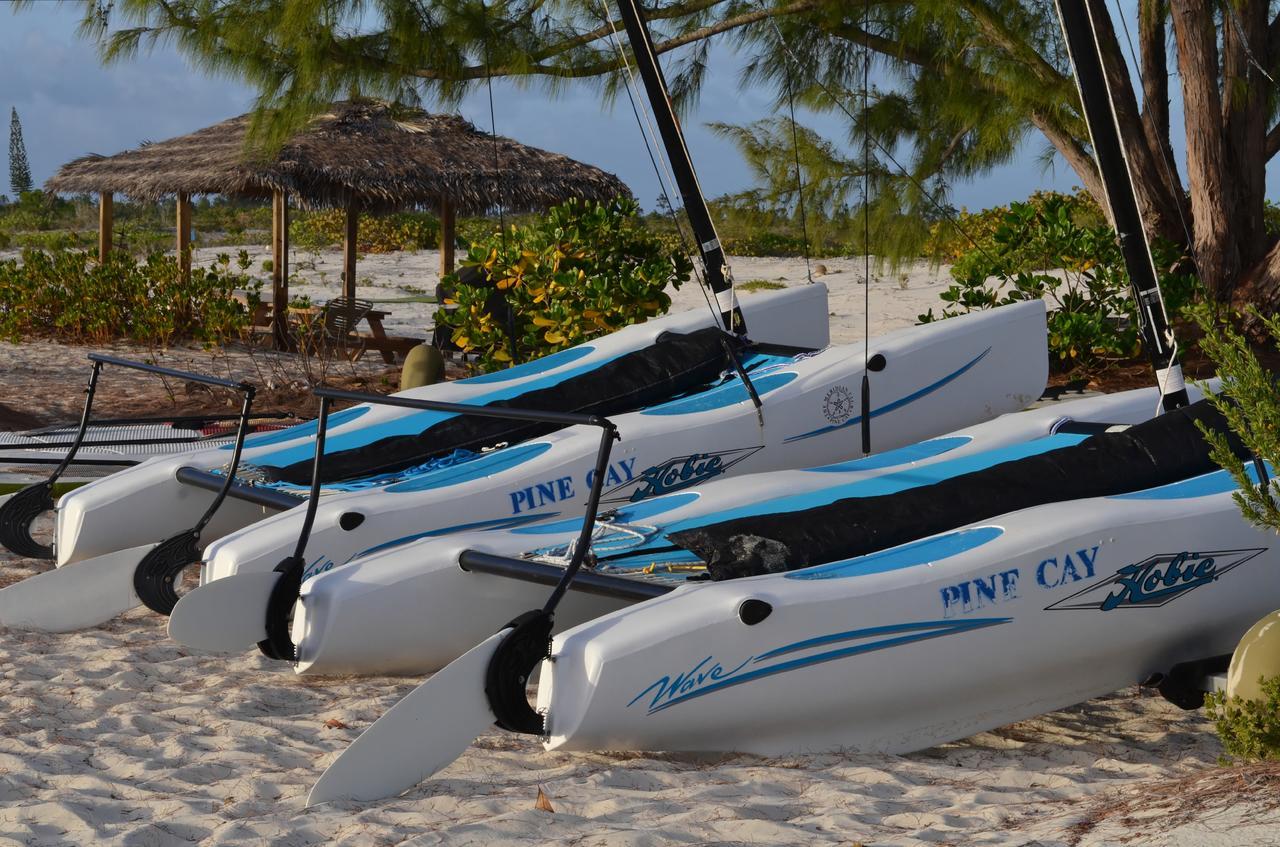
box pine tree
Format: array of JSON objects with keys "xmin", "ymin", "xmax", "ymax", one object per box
[{"xmin": 9, "ymin": 108, "xmax": 32, "ymax": 197}]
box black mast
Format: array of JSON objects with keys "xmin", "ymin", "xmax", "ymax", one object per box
[
  {"xmin": 1054, "ymin": 0, "xmax": 1188, "ymax": 410},
  {"xmin": 614, "ymin": 0, "xmax": 746, "ymax": 335}
]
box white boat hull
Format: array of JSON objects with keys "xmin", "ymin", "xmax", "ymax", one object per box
[
  {"xmin": 195, "ymin": 300, "xmax": 1047, "ymax": 596},
  {"xmin": 282, "ymin": 382, "xmax": 1205, "ymax": 676},
  {"xmin": 538, "ymin": 457, "xmax": 1276, "ymax": 756},
  {"xmin": 54, "ymin": 285, "xmax": 832, "ymax": 566}
]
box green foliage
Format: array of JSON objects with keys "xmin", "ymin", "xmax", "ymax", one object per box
[
  {"xmin": 1190, "ymin": 305, "xmax": 1280, "ymax": 533},
  {"xmin": 290, "ymin": 210, "xmax": 439, "ymax": 253},
  {"xmin": 923, "ymin": 190, "xmax": 1107, "ymax": 262},
  {"xmin": 0, "ymin": 190, "xmax": 73, "ymax": 233},
  {"xmin": 441, "ymin": 198, "xmax": 691, "ymax": 372},
  {"xmin": 919, "ymin": 194, "xmax": 1197, "ymax": 373},
  {"xmin": 1206, "ymin": 676, "xmax": 1280, "ymax": 763},
  {"xmin": 63, "ymin": 1, "xmax": 1071, "ymax": 253},
  {"xmin": 0, "ymin": 249, "xmax": 260, "ymax": 344},
  {"xmin": 9, "ymin": 109, "xmax": 32, "ymax": 196},
  {"xmin": 739, "ymin": 279, "xmax": 786, "ymax": 292},
  {"xmin": 709, "ymin": 118, "xmax": 866, "ymax": 255},
  {"xmin": 191, "ymin": 197, "xmax": 273, "ymax": 234}
]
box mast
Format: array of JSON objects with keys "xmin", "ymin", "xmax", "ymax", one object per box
[
  {"xmin": 614, "ymin": 0, "xmax": 746, "ymax": 335},
  {"xmin": 1054, "ymin": 0, "xmax": 1188, "ymax": 410}
]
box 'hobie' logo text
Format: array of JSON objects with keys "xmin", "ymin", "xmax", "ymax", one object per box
[
  {"xmin": 601, "ymin": 446, "xmax": 763, "ymax": 503},
  {"xmin": 1102, "ymin": 552, "xmax": 1215, "ymax": 610},
  {"xmin": 1046, "ymin": 548, "xmax": 1266, "ymax": 611}
]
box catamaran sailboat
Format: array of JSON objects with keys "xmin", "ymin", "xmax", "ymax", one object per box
[
  {"xmin": 0, "ymin": 30, "xmax": 1055, "ymax": 634},
  {"xmin": 300, "ymin": 0, "xmax": 1275, "ymax": 806}
]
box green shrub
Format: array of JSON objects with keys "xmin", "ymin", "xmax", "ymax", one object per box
[
  {"xmin": 0, "ymin": 248, "xmax": 260, "ymax": 344},
  {"xmin": 1189, "ymin": 305, "xmax": 1280, "ymax": 531},
  {"xmin": 739, "ymin": 279, "xmax": 786, "ymax": 291},
  {"xmin": 10, "ymin": 229, "xmax": 95, "ymax": 252},
  {"xmin": 1206, "ymin": 676, "xmax": 1280, "ymax": 763},
  {"xmin": 918, "ymin": 194, "xmax": 1197, "ymax": 373},
  {"xmin": 441, "ymin": 197, "xmax": 692, "ymax": 371},
  {"xmin": 290, "ymin": 210, "xmax": 440, "ymax": 253},
  {"xmin": 922, "ymin": 190, "xmax": 1107, "ymax": 263}
]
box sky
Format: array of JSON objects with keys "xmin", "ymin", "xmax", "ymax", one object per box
[{"xmin": 0, "ymin": 0, "xmax": 1176, "ymax": 214}]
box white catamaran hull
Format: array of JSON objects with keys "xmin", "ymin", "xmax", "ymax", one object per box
[
  {"xmin": 267, "ymin": 383, "xmax": 1203, "ymax": 676},
  {"xmin": 537, "ymin": 468, "xmax": 1277, "ymax": 756},
  {"xmin": 196, "ymin": 301, "xmax": 1046, "ymax": 598},
  {"xmin": 53, "ymin": 285, "xmax": 831, "ymax": 566}
]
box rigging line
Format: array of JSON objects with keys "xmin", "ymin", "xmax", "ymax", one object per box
[
  {"xmin": 597, "ymin": 0, "xmax": 722, "ymax": 326},
  {"xmin": 761, "ymin": 17, "xmax": 1002, "ymax": 270},
  {"xmin": 862, "ymin": 0, "xmax": 870, "ymax": 359},
  {"xmin": 782, "ymin": 57, "xmax": 815, "ymax": 284},
  {"xmin": 1222, "ymin": 1, "xmax": 1279, "ymax": 87},
  {"xmin": 479, "ymin": 0, "xmax": 518, "ymax": 364}
]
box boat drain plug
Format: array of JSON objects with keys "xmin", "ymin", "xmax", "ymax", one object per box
[{"xmin": 738, "ymin": 598, "xmax": 773, "ymax": 625}]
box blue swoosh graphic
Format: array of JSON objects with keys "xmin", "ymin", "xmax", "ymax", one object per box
[
  {"xmin": 784, "ymin": 346, "xmax": 992, "ymax": 443},
  {"xmin": 354, "ymin": 512, "xmax": 556, "ymax": 559},
  {"xmin": 638, "ymin": 617, "xmax": 1010, "ymax": 715}
]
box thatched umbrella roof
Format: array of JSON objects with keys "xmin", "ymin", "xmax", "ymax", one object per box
[{"xmin": 46, "ymin": 100, "xmax": 631, "ymax": 214}]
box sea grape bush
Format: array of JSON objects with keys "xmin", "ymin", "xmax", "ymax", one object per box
[
  {"xmin": 1206, "ymin": 676, "xmax": 1280, "ymax": 763},
  {"xmin": 919, "ymin": 194, "xmax": 1197, "ymax": 373},
  {"xmin": 290, "ymin": 210, "xmax": 440, "ymax": 253},
  {"xmin": 441, "ymin": 198, "xmax": 692, "ymax": 371},
  {"xmin": 922, "ymin": 190, "xmax": 1108, "ymax": 262},
  {"xmin": 0, "ymin": 248, "xmax": 260, "ymax": 344}
]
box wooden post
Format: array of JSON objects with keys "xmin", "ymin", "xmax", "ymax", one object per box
[
  {"xmin": 176, "ymin": 192, "xmax": 192, "ymax": 282},
  {"xmin": 271, "ymin": 190, "xmax": 290, "ymax": 350},
  {"xmin": 439, "ymin": 196, "xmax": 456, "ymax": 278},
  {"xmin": 98, "ymin": 193, "xmax": 113, "ymax": 263},
  {"xmin": 343, "ymin": 203, "xmax": 359, "ymax": 329}
]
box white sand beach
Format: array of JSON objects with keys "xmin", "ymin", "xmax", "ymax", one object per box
[
  {"xmin": 184, "ymin": 245, "xmax": 959, "ymax": 344},
  {"xmin": 0, "ymin": 254, "xmax": 1270, "ymax": 846},
  {"xmin": 0, "ymin": 561, "xmax": 1273, "ymax": 846}
]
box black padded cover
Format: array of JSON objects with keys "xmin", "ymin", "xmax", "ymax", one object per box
[
  {"xmin": 265, "ymin": 327, "xmax": 736, "ymax": 484},
  {"xmin": 671, "ymin": 399, "xmax": 1247, "ymax": 580}
]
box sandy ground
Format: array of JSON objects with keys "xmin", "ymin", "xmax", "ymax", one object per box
[
  {"xmin": 179, "ymin": 245, "xmax": 955, "ymax": 343},
  {"xmin": 0, "ymin": 252, "xmax": 1270, "ymax": 845},
  {"xmin": 0, "ymin": 540, "xmax": 1273, "ymax": 846}
]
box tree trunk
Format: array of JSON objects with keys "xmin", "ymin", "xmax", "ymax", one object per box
[
  {"xmin": 1232, "ymin": 241, "xmax": 1280, "ymax": 336},
  {"xmin": 1137, "ymin": 0, "xmax": 1189, "ymax": 230},
  {"xmin": 1221, "ymin": 0, "xmax": 1268, "ymax": 271},
  {"xmin": 1170, "ymin": 0, "xmax": 1238, "ymax": 301},
  {"xmin": 1090, "ymin": 0, "xmax": 1184, "ymax": 244}
]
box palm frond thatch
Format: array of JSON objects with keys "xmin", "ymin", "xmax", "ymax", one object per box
[{"xmin": 46, "ymin": 100, "xmax": 631, "ymax": 214}]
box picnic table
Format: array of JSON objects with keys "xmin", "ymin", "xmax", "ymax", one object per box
[{"xmin": 235, "ymin": 291, "xmax": 420, "ymax": 363}]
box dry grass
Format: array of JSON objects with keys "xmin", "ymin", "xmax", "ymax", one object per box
[{"xmin": 1067, "ymin": 760, "xmax": 1280, "ymax": 844}]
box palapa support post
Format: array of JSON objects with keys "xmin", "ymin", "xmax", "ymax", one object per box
[
  {"xmin": 343, "ymin": 203, "xmax": 359, "ymax": 328},
  {"xmin": 439, "ymin": 196, "xmax": 456, "ymax": 278},
  {"xmin": 176, "ymin": 192, "xmax": 193, "ymax": 283},
  {"xmin": 271, "ymin": 190, "xmax": 290, "ymax": 350},
  {"xmin": 97, "ymin": 192, "xmax": 113, "ymax": 263}
]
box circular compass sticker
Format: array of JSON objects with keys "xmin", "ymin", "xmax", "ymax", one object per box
[{"xmin": 823, "ymin": 385, "xmax": 855, "ymax": 424}]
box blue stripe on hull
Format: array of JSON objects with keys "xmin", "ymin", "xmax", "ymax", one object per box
[
  {"xmin": 786, "ymin": 526, "xmax": 1004, "ymax": 581},
  {"xmin": 784, "ymin": 347, "xmax": 992, "ymax": 443},
  {"xmin": 630, "ymin": 617, "xmax": 1010, "ymax": 715}
]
